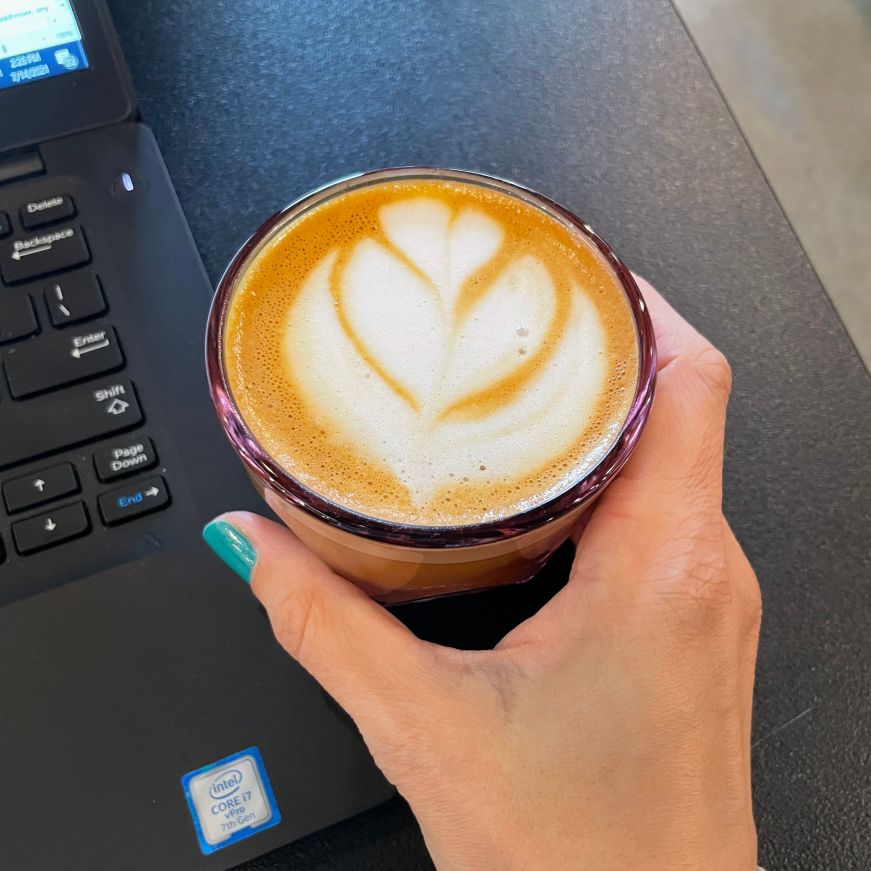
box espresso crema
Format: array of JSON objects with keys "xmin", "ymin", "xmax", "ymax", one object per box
[{"xmin": 224, "ymin": 177, "xmax": 639, "ymax": 526}]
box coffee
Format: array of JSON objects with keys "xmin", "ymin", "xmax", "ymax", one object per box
[{"xmin": 223, "ymin": 177, "xmax": 640, "ymax": 527}]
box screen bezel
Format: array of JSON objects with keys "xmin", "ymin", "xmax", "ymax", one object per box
[{"xmin": 0, "ymin": 0, "xmax": 136, "ymax": 153}]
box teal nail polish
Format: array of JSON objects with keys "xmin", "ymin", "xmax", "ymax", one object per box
[{"xmin": 203, "ymin": 520, "xmax": 256, "ymax": 583}]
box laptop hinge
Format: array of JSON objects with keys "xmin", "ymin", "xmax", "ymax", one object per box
[{"xmin": 0, "ymin": 149, "xmax": 45, "ymax": 187}]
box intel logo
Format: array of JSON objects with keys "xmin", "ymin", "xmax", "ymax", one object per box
[{"xmin": 209, "ymin": 768, "xmax": 243, "ymax": 800}]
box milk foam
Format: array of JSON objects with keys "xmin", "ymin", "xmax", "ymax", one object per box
[
  {"xmin": 282, "ymin": 197, "xmax": 614, "ymax": 509},
  {"xmin": 226, "ymin": 178, "xmax": 639, "ymax": 525}
]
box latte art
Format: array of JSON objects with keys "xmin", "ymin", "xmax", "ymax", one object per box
[
  {"xmin": 288, "ymin": 199, "xmax": 605, "ymax": 505},
  {"xmin": 225, "ymin": 178, "xmax": 639, "ymax": 525}
]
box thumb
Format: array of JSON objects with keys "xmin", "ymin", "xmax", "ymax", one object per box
[{"xmin": 203, "ymin": 511, "xmax": 445, "ymax": 741}]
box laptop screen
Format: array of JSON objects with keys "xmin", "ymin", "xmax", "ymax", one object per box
[{"xmin": 0, "ymin": 0, "xmax": 89, "ymax": 92}]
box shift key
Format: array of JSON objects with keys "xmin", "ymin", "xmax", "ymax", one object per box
[
  {"xmin": 1, "ymin": 225, "xmax": 90, "ymax": 284},
  {"xmin": 0, "ymin": 379, "xmax": 142, "ymax": 470},
  {"xmin": 5, "ymin": 326, "xmax": 124, "ymax": 398}
]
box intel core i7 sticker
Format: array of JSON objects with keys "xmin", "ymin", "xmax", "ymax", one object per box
[{"xmin": 181, "ymin": 746, "xmax": 281, "ymax": 854}]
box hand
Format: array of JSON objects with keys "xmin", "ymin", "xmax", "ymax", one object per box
[{"xmin": 206, "ymin": 276, "xmax": 761, "ymax": 870}]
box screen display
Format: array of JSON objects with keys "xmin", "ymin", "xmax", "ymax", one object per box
[{"xmin": 0, "ymin": 0, "xmax": 89, "ymax": 91}]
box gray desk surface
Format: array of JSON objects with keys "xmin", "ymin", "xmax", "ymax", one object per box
[{"xmin": 106, "ymin": 1, "xmax": 871, "ymax": 868}]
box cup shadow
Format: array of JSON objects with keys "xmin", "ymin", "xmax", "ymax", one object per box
[{"xmin": 390, "ymin": 541, "xmax": 575, "ymax": 650}]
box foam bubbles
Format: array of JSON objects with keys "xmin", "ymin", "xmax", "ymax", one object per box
[{"xmin": 225, "ymin": 178, "xmax": 640, "ymax": 526}]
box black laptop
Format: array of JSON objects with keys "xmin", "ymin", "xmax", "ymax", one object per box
[{"xmin": 0, "ymin": 2, "xmax": 391, "ymax": 868}]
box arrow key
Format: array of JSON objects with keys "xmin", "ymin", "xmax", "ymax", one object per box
[
  {"xmin": 12, "ymin": 502, "xmax": 90, "ymax": 554},
  {"xmin": 98, "ymin": 476, "xmax": 170, "ymax": 526},
  {"xmin": 3, "ymin": 462, "xmax": 79, "ymax": 513}
]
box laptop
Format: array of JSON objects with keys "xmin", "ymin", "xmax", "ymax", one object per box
[{"xmin": 0, "ymin": 2, "xmax": 392, "ymax": 868}]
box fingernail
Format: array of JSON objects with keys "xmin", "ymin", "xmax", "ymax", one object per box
[{"xmin": 203, "ymin": 520, "xmax": 257, "ymax": 583}]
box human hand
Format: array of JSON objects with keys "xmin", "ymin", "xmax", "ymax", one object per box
[{"xmin": 204, "ymin": 276, "xmax": 761, "ymax": 870}]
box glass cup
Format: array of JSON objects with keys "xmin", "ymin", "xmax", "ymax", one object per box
[{"xmin": 206, "ymin": 167, "xmax": 656, "ymax": 605}]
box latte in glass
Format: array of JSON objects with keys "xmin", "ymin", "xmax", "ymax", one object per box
[{"xmin": 208, "ymin": 168, "xmax": 656, "ymax": 604}]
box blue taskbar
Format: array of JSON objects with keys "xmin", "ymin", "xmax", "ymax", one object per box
[{"xmin": 0, "ymin": 1, "xmax": 89, "ymax": 91}]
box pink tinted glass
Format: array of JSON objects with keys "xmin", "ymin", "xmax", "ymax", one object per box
[{"xmin": 206, "ymin": 167, "xmax": 657, "ymax": 548}]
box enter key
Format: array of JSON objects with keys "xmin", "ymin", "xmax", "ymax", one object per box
[{"xmin": 4, "ymin": 326, "xmax": 124, "ymax": 398}]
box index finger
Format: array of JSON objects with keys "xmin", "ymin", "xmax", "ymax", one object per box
[
  {"xmin": 632, "ymin": 273, "xmax": 713, "ymax": 370},
  {"xmin": 587, "ymin": 272, "xmax": 733, "ymax": 509}
]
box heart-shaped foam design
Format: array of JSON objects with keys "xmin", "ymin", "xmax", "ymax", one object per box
[{"xmin": 284, "ymin": 197, "xmax": 609, "ymax": 506}]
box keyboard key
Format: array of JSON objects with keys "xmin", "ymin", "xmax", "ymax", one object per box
[
  {"xmin": 1, "ymin": 225, "xmax": 90, "ymax": 284},
  {"xmin": 4, "ymin": 326, "xmax": 123, "ymax": 398},
  {"xmin": 99, "ymin": 476, "xmax": 169, "ymax": 526},
  {"xmin": 0, "ymin": 533, "xmax": 4, "ymax": 564},
  {"xmin": 0, "ymin": 379, "xmax": 143, "ymax": 470},
  {"xmin": 0, "ymin": 292, "xmax": 38, "ymax": 345},
  {"xmin": 0, "ymin": 151, "xmax": 43, "ymax": 186},
  {"xmin": 19, "ymin": 194, "xmax": 76, "ymax": 229},
  {"xmin": 3, "ymin": 463, "xmax": 79, "ymax": 513},
  {"xmin": 12, "ymin": 502, "xmax": 89, "ymax": 554},
  {"xmin": 45, "ymin": 273, "xmax": 107, "ymax": 326},
  {"xmin": 94, "ymin": 437, "xmax": 157, "ymax": 482},
  {"xmin": 0, "ymin": 212, "xmax": 10, "ymax": 238}
]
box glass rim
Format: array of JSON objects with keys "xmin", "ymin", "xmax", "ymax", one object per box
[{"xmin": 206, "ymin": 166, "xmax": 657, "ymax": 548}]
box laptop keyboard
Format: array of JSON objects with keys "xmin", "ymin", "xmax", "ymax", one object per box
[{"xmin": 0, "ymin": 185, "xmax": 170, "ymax": 565}]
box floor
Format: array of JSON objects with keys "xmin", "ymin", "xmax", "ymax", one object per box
[{"xmin": 673, "ymin": 0, "xmax": 871, "ymax": 371}]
